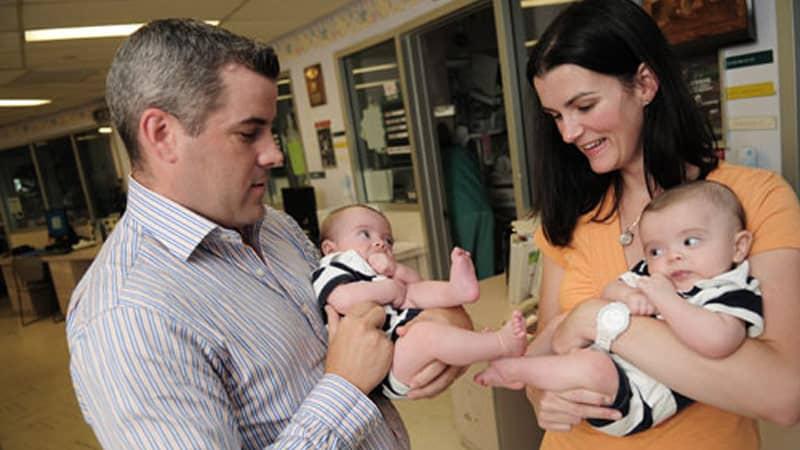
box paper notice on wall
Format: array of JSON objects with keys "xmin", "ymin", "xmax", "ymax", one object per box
[{"xmin": 8, "ymin": 196, "xmax": 22, "ymax": 216}]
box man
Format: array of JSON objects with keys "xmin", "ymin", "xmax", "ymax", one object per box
[{"xmin": 67, "ymin": 19, "xmax": 469, "ymax": 449}]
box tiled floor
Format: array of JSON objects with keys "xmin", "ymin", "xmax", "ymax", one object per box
[
  {"xmin": 0, "ymin": 295, "xmax": 465, "ymax": 450},
  {"xmin": 1, "ymin": 292, "xmax": 797, "ymax": 450}
]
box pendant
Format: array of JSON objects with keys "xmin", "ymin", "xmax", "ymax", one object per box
[{"xmin": 619, "ymin": 230, "xmax": 634, "ymax": 247}]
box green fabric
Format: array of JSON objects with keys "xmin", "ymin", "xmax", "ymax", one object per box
[{"xmin": 442, "ymin": 144, "xmax": 495, "ymax": 279}]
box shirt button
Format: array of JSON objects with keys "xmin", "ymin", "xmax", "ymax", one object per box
[{"xmin": 255, "ymin": 268, "xmax": 265, "ymax": 277}]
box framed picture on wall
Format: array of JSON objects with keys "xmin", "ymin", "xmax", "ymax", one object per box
[
  {"xmin": 643, "ymin": 0, "xmax": 755, "ymax": 55},
  {"xmin": 304, "ymin": 64, "xmax": 327, "ymax": 107}
]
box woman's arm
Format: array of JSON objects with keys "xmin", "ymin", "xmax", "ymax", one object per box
[
  {"xmin": 525, "ymin": 255, "xmax": 620, "ymax": 431},
  {"xmin": 554, "ymin": 248, "xmax": 800, "ymax": 426}
]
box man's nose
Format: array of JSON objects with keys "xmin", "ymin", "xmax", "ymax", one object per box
[{"xmin": 257, "ymin": 134, "xmax": 284, "ymax": 167}]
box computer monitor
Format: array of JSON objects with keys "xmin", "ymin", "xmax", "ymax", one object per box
[{"xmin": 46, "ymin": 208, "xmax": 70, "ymax": 239}]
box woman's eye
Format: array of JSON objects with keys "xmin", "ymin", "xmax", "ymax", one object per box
[
  {"xmin": 684, "ymin": 237, "xmax": 700, "ymax": 247},
  {"xmin": 577, "ymin": 104, "xmax": 594, "ymax": 112}
]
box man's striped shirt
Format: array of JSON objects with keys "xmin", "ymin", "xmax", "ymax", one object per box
[{"xmin": 67, "ymin": 178, "xmax": 408, "ymax": 449}]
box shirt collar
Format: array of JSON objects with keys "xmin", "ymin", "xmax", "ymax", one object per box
[{"xmin": 125, "ymin": 176, "xmax": 219, "ymax": 261}]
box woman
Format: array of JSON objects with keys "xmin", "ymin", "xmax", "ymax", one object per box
[{"xmin": 523, "ymin": 0, "xmax": 800, "ymax": 449}]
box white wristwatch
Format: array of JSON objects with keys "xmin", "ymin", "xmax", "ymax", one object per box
[{"xmin": 593, "ymin": 302, "xmax": 630, "ymax": 352}]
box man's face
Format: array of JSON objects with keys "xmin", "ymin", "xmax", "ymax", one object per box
[{"xmin": 171, "ymin": 63, "xmax": 283, "ymax": 229}]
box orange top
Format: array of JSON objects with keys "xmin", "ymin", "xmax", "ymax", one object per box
[{"xmin": 533, "ymin": 163, "xmax": 800, "ymax": 450}]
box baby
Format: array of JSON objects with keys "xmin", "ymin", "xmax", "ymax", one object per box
[
  {"xmin": 475, "ymin": 180, "xmax": 764, "ymax": 435},
  {"xmin": 314, "ymin": 204, "xmax": 528, "ymax": 399}
]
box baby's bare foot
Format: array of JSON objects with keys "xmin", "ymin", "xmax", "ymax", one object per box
[
  {"xmin": 496, "ymin": 310, "xmax": 528, "ymax": 357},
  {"xmin": 448, "ymin": 247, "xmax": 479, "ymax": 302},
  {"xmin": 474, "ymin": 360, "xmax": 525, "ymax": 390}
]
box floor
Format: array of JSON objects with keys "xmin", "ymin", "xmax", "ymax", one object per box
[{"xmin": 0, "ymin": 291, "xmax": 797, "ymax": 450}]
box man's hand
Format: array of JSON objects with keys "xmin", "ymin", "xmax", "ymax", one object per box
[
  {"xmin": 324, "ymin": 303, "xmax": 393, "ymax": 394},
  {"xmin": 396, "ymin": 306, "xmax": 473, "ymax": 399},
  {"xmin": 367, "ymin": 253, "xmax": 397, "ymax": 277}
]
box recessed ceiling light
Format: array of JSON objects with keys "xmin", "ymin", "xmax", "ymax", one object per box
[
  {"xmin": 0, "ymin": 99, "xmax": 52, "ymax": 107},
  {"xmin": 25, "ymin": 21, "xmax": 220, "ymax": 42}
]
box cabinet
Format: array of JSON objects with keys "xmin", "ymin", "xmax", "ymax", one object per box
[{"xmin": 451, "ymin": 275, "xmax": 542, "ymax": 450}]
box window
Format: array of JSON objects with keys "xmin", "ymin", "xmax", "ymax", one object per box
[
  {"xmin": 33, "ymin": 136, "xmax": 89, "ymax": 225},
  {"xmin": 0, "ymin": 146, "xmax": 46, "ymax": 231},
  {"xmin": 74, "ymin": 131, "xmax": 125, "ymax": 217}
]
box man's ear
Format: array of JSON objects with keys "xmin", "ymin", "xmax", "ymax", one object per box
[
  {"xmin": 320, "ymin": 239, "xmax": 337, "ymax": 255},
  {"xmin": 732, "ymin": 229, "xmax": 753, "ymax": 264},
  {"xmin": 139, "ymin": 107, "xmax": 181, "ymax": 165},
  {"xmin": 634, "ymin": 63, "xmax": 659, "ymax": 106}
]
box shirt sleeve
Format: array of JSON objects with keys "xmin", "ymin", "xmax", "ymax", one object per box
[
  {"xmin": 729, "ymin": 169, "xmax": 800, "ymax": 254},
  {"xmin": 70, "ymin": 306, "xmax": 383, "ymax": 449}
]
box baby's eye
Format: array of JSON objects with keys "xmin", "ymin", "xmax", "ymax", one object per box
[
  {"xmin": 648, "ymin": 248, "xmax": 663, "ymax": 258},
  {"xmin": 385, "ymin": 237, "xmax": 394, "ymax": 247},
  {"xmin": 684, "ymin": 237, "xmax": 700, "ymax": 247},
  {"xmin": 358, "ymin": 230, "xmax": 370, "ymax": 239}
]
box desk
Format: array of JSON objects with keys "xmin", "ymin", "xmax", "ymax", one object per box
[
  {"xmin": 40, "ymin": 245, "xmax": 99, "ymax": 316},
  {"xmin": 450, "ymin": 274, "xmax": 543, "ymax": 450}
]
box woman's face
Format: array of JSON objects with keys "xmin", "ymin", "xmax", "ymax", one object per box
[{"xmin": 534, "ymin": 64, "xmax": 652, "ymax": 175}]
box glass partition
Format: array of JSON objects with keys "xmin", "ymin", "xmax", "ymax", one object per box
[
  {"xmin": 32, "ymin": 137, "xmax": 89, "ymax": 225},
  {"xmin": 74, "ymin": 131, "xmax": 125, "ymax": 218},
  {"xmin": 341, "ymin": 39, "xmax": 416, "ymax": 203},
  {"xmin": 0, "ymin": 146, "xmax": 46, "ymax": 231}
]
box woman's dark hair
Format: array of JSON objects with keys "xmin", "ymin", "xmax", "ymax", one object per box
[{"xmin": 527, "ymin": 0, "xmax": 717, "ymax": 246}]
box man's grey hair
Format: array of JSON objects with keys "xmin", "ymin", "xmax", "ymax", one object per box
[{"xmin": 105, "ymin": 18, "xmax": 279, "ymax": 168}]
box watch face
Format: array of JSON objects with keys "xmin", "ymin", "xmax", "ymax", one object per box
[{"xmin": 600, "ymin": 304, "xmax": 629, "ymax": 331}]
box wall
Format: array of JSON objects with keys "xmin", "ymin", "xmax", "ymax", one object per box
[
  {"xmin": 720, "ymin": 0, "xmax": 783, "ymax": 172},
  {"xmin": 271, "ymin": 0, "xmax": 456, "ymax": 210}
]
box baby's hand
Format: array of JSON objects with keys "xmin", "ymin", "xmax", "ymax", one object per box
[
  {"xmin": 388, "ymin": 279, "xmax": 407, "ymax": 308},
  {"xmin": 368, "ymin": 253, "xmax": 397, "ymax": 277},
  {"xmin": 636, "ymin": 273, "xmax": 675, "ymax": 299},
  {"xmin": 620, "ymin": 290, "xmax": 658, "ymax": 316}
]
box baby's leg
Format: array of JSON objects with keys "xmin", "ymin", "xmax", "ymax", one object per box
[
  {"xmin": 474, "ymin": 348, "xmax": 619, "ymax": 399},
  {"xmin": 404, "ymin": 247, "xmax": 480, "ymax": 307},
  {"xmin": 391, "ymin": 311, "xmax": 528, "ymax": 385}
]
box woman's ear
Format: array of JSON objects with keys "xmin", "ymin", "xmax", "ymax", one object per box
[
  {"xmin": 320, "ymin": 239, "xmax": 337, "ymax": 255},
  {"xmin": 732, "ymin": 230, "xmax": 753, "ymax": 264},
  {"xmin": 635, "ymin": 63, "xmax": 659, "ymax": 106}
]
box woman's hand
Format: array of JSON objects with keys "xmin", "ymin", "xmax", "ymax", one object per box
[{"xmin": 527, "ymin": 386, "xmax": 621, "ymax": 431}]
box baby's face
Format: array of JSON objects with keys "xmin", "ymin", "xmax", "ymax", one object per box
[
  {"xmin": 639, "ymin": 197, "xmax": 743, "ymax": 291},
  {"xmin": 329, "ymin": 208, "xmax": 395, "ymax": 262}
]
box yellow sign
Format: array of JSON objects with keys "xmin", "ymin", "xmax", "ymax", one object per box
[{"xmin": 726, "ymin": 82, "xmax": 776, "ymax": 100}]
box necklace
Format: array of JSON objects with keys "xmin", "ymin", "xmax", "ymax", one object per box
[{"xmin": 619, "ymin": 213, "xmax": 642, "ymax": 247}]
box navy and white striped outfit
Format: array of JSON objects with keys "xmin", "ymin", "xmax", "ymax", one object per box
[
  {"xmin": 589, "ymin": 260, "xmax": 763, "ymax": 436},
  {"xmin": 67, "ymin": 178, "xmax": 408, "ymax": 449},
  {"xmin": 312, "ymin": 250, "xmax": 421, "ymax": 399}
]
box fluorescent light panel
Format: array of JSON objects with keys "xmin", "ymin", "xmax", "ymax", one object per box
[
  {"xmin": 0, "ymin": 99, "xmax": 51, "ymax": 107},
  {"xmin": 521, "ymin": 0, "xmax": 573, "ymax": 8},
  {"xmin": 26, "ymin": 20, "xmax": 220, "ymax": 42},
  {"xmin": 97, "ymin": 126, "xmax": 113, "ymax": 134}
]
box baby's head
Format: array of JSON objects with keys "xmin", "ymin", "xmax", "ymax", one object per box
[
  {"xmin": 320, "ymin": 204, "xmax": 395, "ymax": 260},
  {"xmin": 638, "ymin": 180, "xmax": 752, "ymax": 291}
]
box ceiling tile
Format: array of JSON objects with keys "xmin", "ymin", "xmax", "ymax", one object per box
[
  {"xmin": 0, "ymin": 69, "xmax": 24, "ymax": 85},
  {"xmin": 0, "ymin": 6, "xmax": 19, "ymax": 31}
]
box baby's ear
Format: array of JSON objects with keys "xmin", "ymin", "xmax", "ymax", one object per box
[
  {"xmin": 732, "ymin": 230, "xmax": 753, "ymax": 264},
  {"xmin": 320, "ymin": 239, "xmax": 336, "ymax": 255}
]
